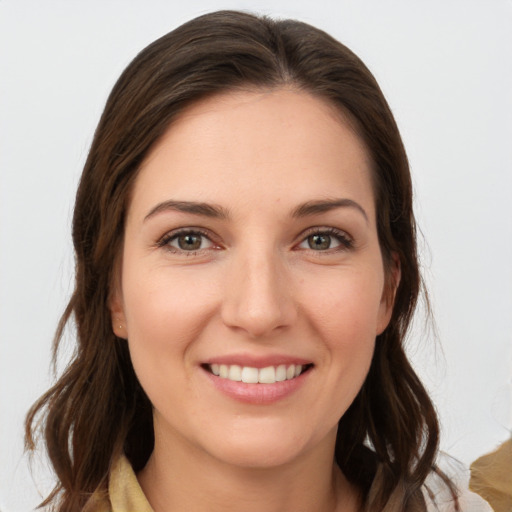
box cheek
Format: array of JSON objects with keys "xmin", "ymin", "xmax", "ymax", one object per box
[
  {"xmin": 121, "ymin": 265, "xmax": 219, "ymax": 393},
  {"xmin": 122, "ymin": 263, "xmax": 218, "ymax": 339},
  {"xmin": 302, "ymin": 266, "xmax": 385, "ymax": 340},
  {"xmin": 298, "ymin": 267, "xmax": 382, "ymax": 396}
]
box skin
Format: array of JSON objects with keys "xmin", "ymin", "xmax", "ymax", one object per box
[{"xmin": 111, "ymin": 88, "xmax": 397, "ymax": 512}]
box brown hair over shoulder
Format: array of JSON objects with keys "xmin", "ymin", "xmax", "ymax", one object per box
[{"xmin": 26, "ymin": 10, "xmax": 458, "ymax": 511}]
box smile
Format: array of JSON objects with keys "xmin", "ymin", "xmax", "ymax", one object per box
[{"xmin": 205, "ymin": 363, "xmax": 311, "ymax": 384}]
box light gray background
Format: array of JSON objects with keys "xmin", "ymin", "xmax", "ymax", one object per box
[{"xmin": 1, "ymin": 1, "xmax": 511, "ymax": 510}]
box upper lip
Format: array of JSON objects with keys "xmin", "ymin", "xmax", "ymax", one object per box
[{"xmin": 203, "ymin": 354, "xmax": 313, "ymax": 368}]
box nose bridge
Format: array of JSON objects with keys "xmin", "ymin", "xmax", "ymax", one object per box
[{"xmin": 221, "ymin": 240, "xmax": 295, "ymax": 337}]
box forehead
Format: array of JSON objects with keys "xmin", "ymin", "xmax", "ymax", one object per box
[{"xmin": 130, "ymin": 88, "xmax": 374, "ymax": 221}]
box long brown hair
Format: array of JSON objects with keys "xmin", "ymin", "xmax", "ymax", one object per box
[{"xmin": 26, "ymin": 10, "xmax": 458, "ymax": 511}]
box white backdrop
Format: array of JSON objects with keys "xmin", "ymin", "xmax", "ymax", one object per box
[{"xmin": 1, "ymin": 1, "xmax": 511, "ymax": 510}]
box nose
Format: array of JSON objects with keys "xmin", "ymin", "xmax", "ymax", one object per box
[{"xmin": 220, "ymin": 247, "xmax": 297, "ymax": 338}]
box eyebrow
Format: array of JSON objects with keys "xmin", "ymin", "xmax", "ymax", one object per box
[
  {"xmin": 292, "ymin": 198, "xmax": 368, "ymax": 222},
  {"xmin": 144, "ymin": 197, "xmax": 368, "ymax": 223},
  {"xmin": 144, "ymin": 200, "xmax": 229, "ymax": 222}
]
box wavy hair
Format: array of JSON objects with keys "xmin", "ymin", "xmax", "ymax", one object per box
[{"xmin": 26, "ymin": 10, "xmax": 458, "ymax": 511}]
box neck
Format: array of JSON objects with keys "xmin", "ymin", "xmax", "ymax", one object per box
[{"xmin": 137, "ymin": 427, "xmax": 360, "ymax": 512}]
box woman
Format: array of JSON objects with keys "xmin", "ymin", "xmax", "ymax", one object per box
[{"xmin": 26, "ymin": 10, "xmax": 460, "ymax": 511}]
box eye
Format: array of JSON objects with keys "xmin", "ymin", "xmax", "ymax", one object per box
[
  {"xmin": 297, "ymin": 228, "xmax": 353, "ymax": 252},
  {"xmin": 159, "ymin": 229, "xmax": 215, "ymax": 253},
  {"xmin": 305, "ymin": 233, "xmax": 336, "ymax": 250}
]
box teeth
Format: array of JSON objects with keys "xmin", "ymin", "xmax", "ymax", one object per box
[
  {"xmin": 209, "ymin": 363, "xmax": 305, "ymax": 384},
  {"xmin": 219, "ymin": 364, "xmax": 229, "ymax": 378},
  {"xmin": 258, "ymin": 366, "xmax": 275, "ymax": 384},
  {"xmin": 241, "ymin": 367, "xmax": 259, "ymax": 383},
  {"xmin": 275, "ymin": 364, "xmax": 287, "ymax": 382},
  {"xmin": 228, "ymin": 364, "xmax": 242, "ymax": 381}
]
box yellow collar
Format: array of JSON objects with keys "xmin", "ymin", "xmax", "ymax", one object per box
[{"xmin": 108, "ymin": 455, "xmax": 154, "ymax": 512}]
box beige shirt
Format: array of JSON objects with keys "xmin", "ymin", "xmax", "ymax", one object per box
[
  {"xmin": 91, "ymin": 455, "xmax": 491, "ymax": 512},
  {"xmin": 89, "ymin": 455, "xmax": 153, "ymax": 512}
]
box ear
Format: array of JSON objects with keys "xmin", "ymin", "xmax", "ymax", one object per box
[
  {"xmin": 109, "ymin": 270, "xmax": 127, "ymax": 340},
  {"xmin": 376, "ymin": 252, "xmax": 401, "ymax": 335}
]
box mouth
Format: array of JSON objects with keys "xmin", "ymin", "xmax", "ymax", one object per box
[{"xmin": 202, "ymin": 363, "xmax": 313, "ymax": 384}]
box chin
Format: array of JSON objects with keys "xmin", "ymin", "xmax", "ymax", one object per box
[
  {"xmin": 201, "ymin": 421, "xmax": 329, "ymax": 470},
  {"xmin": 211, "ymin": 440, "xmax": 306, "ymax": 469}
]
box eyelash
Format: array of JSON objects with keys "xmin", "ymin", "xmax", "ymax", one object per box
[{"xmin": 156, "ymin": 227, "xmax": 354, "ymax": 255}]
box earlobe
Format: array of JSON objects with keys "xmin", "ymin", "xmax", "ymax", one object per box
[
  {"xmin": 109, "ymin": 287, "xmax": 127, "ymax": 339},
  {"xmin": 377, "ymin": 253, "xmax": 401, "ymax": 335}
]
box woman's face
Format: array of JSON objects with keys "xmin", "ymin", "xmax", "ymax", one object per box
[{"xmin": 112, "ymin": 89, "xmax": 395, "ymax": 469}]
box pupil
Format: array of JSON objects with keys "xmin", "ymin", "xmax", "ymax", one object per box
[
  {"xmin": 309, "ymin": 234, "xmax": 330, "ymax": 250},
  {"xmin": 178, "ymin": 234, "xmax": 201, "ymax": 250}
]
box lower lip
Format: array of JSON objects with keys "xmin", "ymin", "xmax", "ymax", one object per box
[{"xmin": 202, "ymin": 367, "xmax": 310, "ymax": 404}]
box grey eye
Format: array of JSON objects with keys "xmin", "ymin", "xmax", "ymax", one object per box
[
  {"xmin": 177, "ymin": 234, "xmax": 203, "ymax": 250},
  {"xmin": 297, "ymin": 230, "xmax": 349, "ymax": 252},
  {"xmin": 307, "ymin": 234, "xmax": 333, "ymax": 250},
  {"xmin": 168, "ymin": 232, "xmax": 213, "ymax": 251}
]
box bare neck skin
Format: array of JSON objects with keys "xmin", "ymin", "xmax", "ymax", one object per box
[{"xmin": 137, "ymin": 424, "xmax": 360, "ymax": 512}]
